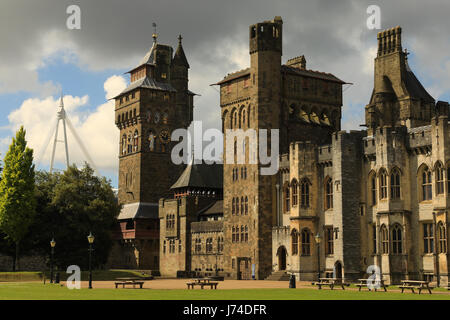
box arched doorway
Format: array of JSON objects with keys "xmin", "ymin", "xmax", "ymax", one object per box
[
  {"xmin": 334, "ymin": 261, "xmax": 343, "ymax": 279},
  {"xmin": 277, "ymin": 246, "xmax": 287, "ymax": 271}
]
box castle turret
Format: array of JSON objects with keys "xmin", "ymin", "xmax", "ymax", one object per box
[{"xmin": 365, "ymin": 26, "xmax": 435, "ymax": 134}]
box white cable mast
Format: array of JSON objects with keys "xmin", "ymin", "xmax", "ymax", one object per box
[
  {"xmin": 49, "ymin": 94, "xmax": 70, "ymax": 173},
  {"xmin": 47, "ymin": 93, "xmax": 98, "ymax": 175}
]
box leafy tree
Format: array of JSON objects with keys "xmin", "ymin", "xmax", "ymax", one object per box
[
  {"xmin": 30, "ymin": 164, "xmax": 120, "ymax": 269},
  {"xmin": 0, "ymin": 127, "xmax": 36, "ymax": 271}
]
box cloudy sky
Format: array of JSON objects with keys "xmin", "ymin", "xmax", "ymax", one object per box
[{"xmin": 0, "ymin": 0, "xmax": 449, "ymax": 187}]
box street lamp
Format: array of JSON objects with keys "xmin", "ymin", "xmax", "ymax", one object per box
[
  {"xmin": 87, "ymin": 232, "xmax": 95, "ymax": 289},
  {"xmin": 314, "ymin": 233, "xmax": 322, "ymax": 280},
  {"xmin": 50, "ymin": 238, "xmax": 56, "ymax": 284}
]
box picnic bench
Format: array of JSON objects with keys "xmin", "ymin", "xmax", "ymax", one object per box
[
  {"xmin": 356, "ymin": 278, "xmax": 388, "ymax": 292},
  {"xmin": 312, "ymin": 278, "xmax": 349, "ymax": 290},
  {"xmin": 398, "ymin": 280, "xmax": 433, "ymax": 294},
  {"xmin": 114, "ymin": 277, "xmax": 145, "ymax": 289},
  {"xmin": 186, "ymin": 278, "xmax": 219, "ymax": 290}
]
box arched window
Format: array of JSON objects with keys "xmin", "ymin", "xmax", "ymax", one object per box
[
  {"xmin": 390, "ymin": 168, "xmax": 401, "ymax": 199},
  {"xmin": 301, "ymin": 229, "xmax": 311, "ymax": 256},
  {"xmin": 381, "ymin": 225, "xmax": 389, "ymax": 254},
  {"xmin": 127, "ymin": 133, "xmax": 133, "ymax": 153},
  {"xmin": 325, "ymin": 177, "xmax": 333, "ymax": 209},
  {"xmin": 232, "ymin": 198, "xmax": 235, "ymax": 215},
  {"xmin": 232, "ymin": 226, "xmax": 236, "ymax": 242},
  {"xmin": 392, "ymin": 224, "xmax": 402, "ymax": 254},
  {"xmin": 206, "ymin": 238, "xmax": 213, "ymax": 253},
  {"xmin": 421, "ymin": 166, "xmax": 432, "ymax": 200},
  {"xmin": 447, "ymin": 163, "xmax": 450, "ymax": 194},
  {"xmin": 218, "ymin": 237, "xmax": 224, "ymax": 252},
  {"xmin": 291, "ymin": 229, "xmax": 298, "ymax": 255},
  {"xmin": 292, "ymin": 180, "xmax": 298, "ymax": 206},
  {"xmin": 379, "ymin": 169, "xmax": 388, "ymax": 199},
  {"xmin": 370, "ymin": 172, "xmax": 377, "ymax": 206},
  {"xmin": 133, "ymin": 130, "xmax": 139, "ymax": 152},
  {"xmin": 195, "ymin": 238, "xmax": 201, "ymax": 253},
  {"xmin": 435, "ymin": 162, "xmax": 445, "ymax": 195},
  {"xmin": 438, "ymin": 222, "xmax": 447, "ymax": 254},
  {"xmin": 247, "ymin": 106, "xmax": 251, "ymax": 127},
  {"xmin": 240, "ymin": 196, "xmax": 244, "ymax": 215},
  {"xmin": 284, "ymin": 183, "xmax": 290, "ymax": 212},
  {"xmin": 423, "ymin": 223, "xmax": 434, "ymax": 253},
  {"xmin": 240, "ymin": 225, "xmax": 244, "ymax": 242},
  {"xmin": 245, "ymin": 196, "xmax": 248, "ymax": 215},
  {"xmin": 244, "ymin": 226, "xmax": 248, "ymax": 242},
  {"xmin": 236, "ymin": 197, "xmax": 240, "ymax": 215},
  {"xmin": 300, "ymin": 179, "xmax": 310, "ymax": 208}
]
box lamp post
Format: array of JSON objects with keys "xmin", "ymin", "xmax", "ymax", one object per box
[
  {"xmin": 87, "ymin": 232, "xmax": 95, "ymax": 289},
  {"xmin": 50, "ymin": 238, "xmax": 56, "ymax": 284},
  {"xmin": 315, "ymin": 233, "xmax": 322, "ymax": 281}
]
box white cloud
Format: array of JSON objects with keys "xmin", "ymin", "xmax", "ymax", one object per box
[{"xmin": 5, "ymin": 75, "xmax": 127, "ymax": 175}]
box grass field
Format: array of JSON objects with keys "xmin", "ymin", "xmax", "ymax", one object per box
[
  {"xmin": 0, "ymin": 270, "xmax": 150, "ymax": 282},
  {"xmin": 0, "ymin": 282, "xmax": 449, "ymax": 300}
]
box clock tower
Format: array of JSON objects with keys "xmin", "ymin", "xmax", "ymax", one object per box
[{"xmin": 110, "ymin": 32, "xmax": 195, "ymax": 269}]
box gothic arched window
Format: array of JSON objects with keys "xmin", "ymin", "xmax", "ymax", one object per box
[
  {"xmin": 421, "ymin": 166, "xmax": 432, "ymax": 200},
  {"xmin": 300, "ymin": 178, "xmax": 310, "ymax": 208},
  {"xmin": 435, "ymin": 162, "xmax": 445, "ymax": 195},
  {"xmin": 291, "ymin": 179, "xmax": 298, "ymax": 206},
  {"xmin": 284, "ymin": 183, "xmax": 290, "ymax": 212},
  {"xmin": 245, "ymin": 196, "xmax": 248, "ymax": 215},
  {"xmin": 438, "ymin": 222, "xmax": 447, "ymax": 253},
  {"xmin": 291, "ymin": 229, "xmax": 298, "ymax": 255},
  {"xmin": 301, "ymin": 229, "xmax": 311, "ymax": 256},
  {"xmin": 392, "ymin": 224, "xmax": 402, "ymax": 254},
  {"xmin": 325, "ymin": 177, "xmax": 333, "ymax": 210},
  {"xmin": 390, "ymin": 168, "xmax": 401, "ymax": 199},
  {"xmin": 379, "ymin": 169, "xmax": 388, "ymax": 199},
  {"xmin": 381, "ymin": 225, "xmax": 389, "ymax": 254}
]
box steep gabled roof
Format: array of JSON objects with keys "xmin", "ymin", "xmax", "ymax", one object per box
[
  {"xmin": 404, "ymin": 60, "xmax": 435, "ymax": 103},
  {"xmin": 173, "ymin": 40, "xmax": 189, "ymax": 68},
  {"xmin": 171, "ymin": 162, "xmax": 223, "ymax": 189},
  {"xmin": 112, "ymin": 76, "xmax": 176, "ymax": 99}
]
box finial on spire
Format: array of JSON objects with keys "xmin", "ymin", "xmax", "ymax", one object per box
[
  {"xmin": 178, "ymin": 34, "xmax": 183, "ymax": 45},
  {"xmin": 152, "ymin": 22, "xmax": 158, "ymax": 44}
]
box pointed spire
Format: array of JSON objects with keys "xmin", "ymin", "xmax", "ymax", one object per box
[{"xmin": 173, "ymin": 34, "xmax": 190, "ymax": 68}]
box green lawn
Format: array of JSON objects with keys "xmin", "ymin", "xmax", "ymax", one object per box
[
  {"xmin": 0, "ymin": 282, "xmax": 449, "ymax": 300},
  {"xmin": 0, "ymin": 270, "xmax": 150, "ymax": 282}
]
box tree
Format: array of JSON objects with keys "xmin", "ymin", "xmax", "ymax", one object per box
[
  {"xmin": 30, "ymin": 164, "xmax": 120, "ymax": 269},
  {"xmin": 0, "ymin": 126, "xmax": 36, "ymax": 271}
]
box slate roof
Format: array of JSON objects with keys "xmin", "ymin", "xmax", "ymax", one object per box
[
  {"xmin": 214, "ymin": 65, "xmax": 346, "ymax": 85},
  {"xmin": 173, "ymin": 43, "xmax": 189, "ymax": 68},
  {"xmin": 171, "ymin": 162, "xmax": 223, "ymax": 190},
  {"xmin": 197, "ymin": 200, "xmax": 223, "ymax": 216},
  {"xmin": 404, "ymin": 60, "xmax": 435, "ymax": 103},
  {"xmin": 113, "ymin": 76, "xmax": 177, "ymax": 99},
  {"xmin": 117, "ymin": 202, "xmax": 159, "ymax": 220}
]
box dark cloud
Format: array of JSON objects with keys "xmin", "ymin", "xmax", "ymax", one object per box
[{"xmin": 1, "ymin": 0, "xmax": 449, "ymax": 130}]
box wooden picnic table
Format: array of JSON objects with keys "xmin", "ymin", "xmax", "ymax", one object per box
[
  {"xmin": 312, "ymin": 278, "xmax": 348, "ymax": 290},
  {"xmin": 398, "ymin": 280, "xmax": 432, "ymax": 294},
  {"xmin": 356, "ymin": 278, "xmax": 388, "ymax": 292},
  {"xmin": 186, "ymin": 278, "xmax": 219, "ymax": 290},
  {"xmin": 115, "ymin": 277, "xmax": 145, "ymax": 289}
]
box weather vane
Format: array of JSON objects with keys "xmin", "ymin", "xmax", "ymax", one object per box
[{"xmin": 152, "ymin": 22, "xmax": 158, "ymax": 43}]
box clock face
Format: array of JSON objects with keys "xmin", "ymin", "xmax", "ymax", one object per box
[{"xmin": 160, "ymin": 129, "xmax": 170, "ymax": 144}]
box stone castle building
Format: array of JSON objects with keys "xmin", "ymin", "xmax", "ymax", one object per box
[{"xmin": 111, "ymin": 17, "xmax": 450, "ymax": 286}]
